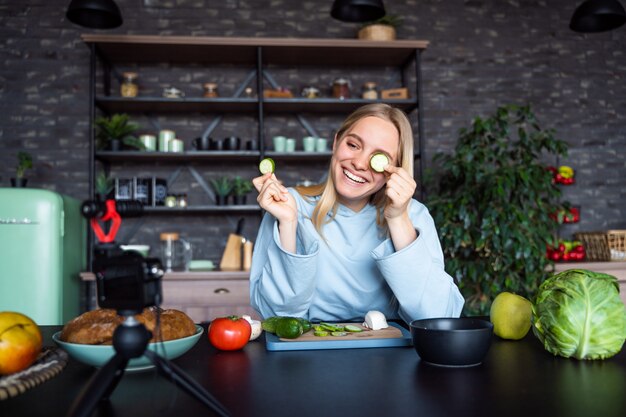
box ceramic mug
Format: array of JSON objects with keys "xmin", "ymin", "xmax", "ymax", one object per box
[
  {"xmin": 273, "ymin": 136, "xmax": 286, "ymax": 152},
  {"xmin": 192, "ymin": 136, "xmax": 211, "ymax": 151},
  {"xmin": 159, "ymin": 130, "xmax": 175, "ymax": 152},
  {"xmin": 139, "ymin": 134, "xmax": 157, "ymax": 151},
  {"xmin": 285, "ymin": 138, "xmax": 296, "ymax": 152},
  {"xmin": 169, "ymin": 139, "xmax": 184, "ymax": 153},
  {"xmin": 303, "ymin": 136, "xmax": 316, "ymax": 152},
  {"xmin": 315, "ymin": 138, "xmax": 328, "ymax": 152}
]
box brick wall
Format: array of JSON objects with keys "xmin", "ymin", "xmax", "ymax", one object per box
[{"xmin": 1, "ymin": 0, "xmax": 624, "ymax": 262}]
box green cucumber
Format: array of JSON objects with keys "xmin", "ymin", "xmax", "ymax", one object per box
[
  {"xmin": 344, "ymin": 324, "xmax": 364, "ymax": 333},
  {"xmin": 370, "ymin": 153, "xmax": 389, "ymax": 173},
  {"xmin": 259, "ymin": 157, "xmax": 275, "ymax": 174}
]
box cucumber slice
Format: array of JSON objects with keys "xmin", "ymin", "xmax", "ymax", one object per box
[
  {"xmin": 314, "ymin": 330, "xmax": 330, "ymax": 337},
  {"xmin": 331, "ymin": 331, "xmax": 348, "ymax": 337},
  {"xmin": 259, "ymin": 157, "xmax": 275, "ymax": 174},
  {"xmin": 344, "ymin": 324, "xmax": 364, "ymax": 333},
  {"xmin": 370, "ymin": 153, "xmax": 389, "ymax": 173},
  {"xmin": 320, "ymin": 323, "xmax": 344, "ymax": 332}
]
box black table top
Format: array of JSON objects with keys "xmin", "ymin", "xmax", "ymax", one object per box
[{"xmin": 2, "ymin": 325, "xmax": 625, "ymax": 417}]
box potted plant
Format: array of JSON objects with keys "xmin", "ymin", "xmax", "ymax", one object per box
[
  {"xmin": 95, "ymin": 113, "xmax": 143, "ymax": 151},
  {"xmin": 210, "ymin": 176, "xmax": 233, "ymax": 206},
  {"xmin": 95, "ymin": 171, "xmax": 114, "ymax": 201},
  {"xmin": 358, "ymin": 15, "xmax": 402, "ymax": 41},
  {"xmin": 232, "ymin": 176, "xmax": 253, "ymax": 205},
  {"xmin": 426, "ymin": 104, "xmax": 569, "ymax": 316},
  {"xmin": 11, "ymin": 151, "xmax": 33, "ymax": 187}
]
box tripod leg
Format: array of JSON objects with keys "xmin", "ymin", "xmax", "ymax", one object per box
[
  {"xmin": 67, "ymin": 353, "xmax": 129, "ymax": 417},
  {"xmin": 144, "ymin": 350, "xmax": 230, "ymax": 417}
]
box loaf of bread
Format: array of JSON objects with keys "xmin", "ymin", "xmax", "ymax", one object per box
[{"xmin": 60, "ymin": 307, "xmax": 196, "ymax": 345}]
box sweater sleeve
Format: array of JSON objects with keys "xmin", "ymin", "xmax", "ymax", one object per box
[
  {"xmin": 371, "ymin": 201, "xmax": 465, "ymax": 322},
  {"xmin": 249, "ymin": 202, "xmax": 320, "ymax": 319}
]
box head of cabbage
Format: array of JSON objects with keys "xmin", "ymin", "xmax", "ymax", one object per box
[{"xmin": 532, "ymin": 269, "xmax": 626, "ymax": 360}]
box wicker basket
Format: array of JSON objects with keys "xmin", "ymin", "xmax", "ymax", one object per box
[
  {"xmin": 358, "ymin": 24, "xmax": 396, "ymax": 41},
  {"xmin": 574, "ymin": 230, "xmax": 626, "ymax": 261}
]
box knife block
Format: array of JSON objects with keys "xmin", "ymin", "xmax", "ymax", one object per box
[{"xmin": 220, "ymin": 234, "xmax": 244, "ymax": 271}]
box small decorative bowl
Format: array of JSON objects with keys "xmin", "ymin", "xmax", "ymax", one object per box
[
  {"xmin": 53, "ymin": 325, "xmax": 203, "ymax": 372},
  {"xmin": 409, "ymin": 318, "xmax": 493, "ymax": 367}
]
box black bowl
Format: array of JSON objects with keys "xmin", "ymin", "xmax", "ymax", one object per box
[{"xmin": 409, "ymin": 318, "xmax": 493, "ymax": 367}]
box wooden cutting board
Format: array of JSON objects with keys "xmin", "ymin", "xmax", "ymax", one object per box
[{"xmin": 265, "ymin": 322, "xmax": 412, "ymax": 351}]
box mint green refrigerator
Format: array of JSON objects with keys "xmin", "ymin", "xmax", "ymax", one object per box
[{"xmin": 0, "ymin": 188, "xmax": 86, "ymax": 325}]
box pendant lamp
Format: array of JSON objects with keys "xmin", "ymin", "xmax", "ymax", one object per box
[
  {"xmin": 66, "ymin": 0, "xmax": 123, "ymax": 29},
  {"xmin": 331, "ymin": 0, "xmax": 386, "ymax": 23},
  {"xmin": 570, "ymin": 0, "xmax": 626, "ymax": 33}
]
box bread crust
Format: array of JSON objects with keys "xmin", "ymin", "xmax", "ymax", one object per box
[{"xmin": 60, "ymin": 307, "xmax": 196, "ymax": 345}]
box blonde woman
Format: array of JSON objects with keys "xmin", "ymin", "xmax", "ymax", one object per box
[{"xmin": 250, "ymin": 103, "xmax": 464, "ymax": 323}]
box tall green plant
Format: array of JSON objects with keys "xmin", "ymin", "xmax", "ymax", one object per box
[{"xmin": 426, "ymin": 104, "xmax": 568, "ymax": 316}]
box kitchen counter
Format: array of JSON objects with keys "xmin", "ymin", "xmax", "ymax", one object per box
[{"xmin": 2, "ymin": 325, "xmax": 625, "ymax": 417}]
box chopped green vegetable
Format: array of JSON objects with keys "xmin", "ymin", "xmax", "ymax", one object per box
[
  {"xmin": 369, "ymin": 153, "xmax": 389, "ymax": 173},
  {"xmin": 314, "ymin": 330, "xmax": 330, "ymax": 337},
  {"xmin": 344, "ymin": 324, "xmax": 364, "ymax": 333},
  {"xmin": 331, "ymin": 332, "xmax": 348, "ymax": 337},
  {"xmin": 259, "ymin": 157, "xmax": 275, "ymax": 174},
  {"xmin": 320, "ymin": 323, "xmax": 344, "ymax": 332}
]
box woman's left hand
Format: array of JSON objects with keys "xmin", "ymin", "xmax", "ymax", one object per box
[{"xmin": 382, "ymin": 165, "xmax": 416, "ymax": 220}]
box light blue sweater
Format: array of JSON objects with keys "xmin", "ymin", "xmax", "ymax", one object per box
[{"xmin": 249, "ymin": 189, "xmax": 465, "ymax": 323}]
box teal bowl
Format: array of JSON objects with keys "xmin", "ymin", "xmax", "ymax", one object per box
[{"xmin": 53, "ymin": 325, "xmax": 203, "ymax": 371}]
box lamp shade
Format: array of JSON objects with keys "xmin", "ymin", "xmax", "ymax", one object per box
[
  {"xmin": 331, "ymin": 0, "xmax": 386, "ymax": 23},
  {"xmin": 570, "ymin": 0, "xmax": 626, "ymax": 33},
  {"xmin": 66, "ymin": 0, "xmax": 123, "ymax": 29}
]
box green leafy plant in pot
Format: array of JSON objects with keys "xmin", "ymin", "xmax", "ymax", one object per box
[
  {"xmin": 210, "ymin": 176, "xmax": 233, "ymax": 206},
  {"xmin": 95, "ymin": 171, "xmax": 114, "ymax": 201},
  {"xmin": 426, "ymin": 104, "xmax": 568, "ymax": 316},
  {"xmin": 11, "ymin": 151, "xmax": 33, "ymax": 187},
  {"xmin": 95, "ymin": 113, "xmax": 143, "ymax": 151},
  {"xmin": 232, "ymin": 176, "xmax": 253, "ymax": 205}
]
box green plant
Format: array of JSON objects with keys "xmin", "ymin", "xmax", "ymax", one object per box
[
  {"xmin": 362, "ymin": 14, "xmax": 402, "ymax": 28},
  {"xmin": 426, "ymin": 104, "xmax": 568, "ymax": 316},
  {"xmin": 210, "ymin": 177, "xmax": 233, "ymax": 197},
  {"xmin": 95, "ymin": 171, "xmax": 114, "ymax": 199},
  {"xmin": 232, "ymin": 176, "xmax": 253, "ymax": 196},
  {"xmin": 95, "ymin": 113, "xmax": 142, "ymax": 150},
  {"xmin": 16, "ymin": 151, "xmax": 33, "ymax": 178}
]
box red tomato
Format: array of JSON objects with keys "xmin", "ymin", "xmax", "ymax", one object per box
[{"xmin": 208, "ymin": 316, "xmax": 252, "ymax": 351}]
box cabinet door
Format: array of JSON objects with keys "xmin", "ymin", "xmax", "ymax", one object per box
[{"xmin": 161, "ymin": 279, "xmax": 259, "ymax": 322}]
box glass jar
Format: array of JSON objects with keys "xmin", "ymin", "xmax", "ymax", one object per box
[
  {"xmin": 203, "ymin": 82, "xmax": 219, "ymax": 98},
  {"xmin": 177, "ymin": 194, "xmax": 188, "ymax": 208},
  {"xmin": 120, "ymin": 72, "xmax": 138, "ymax": 98},
  {"xmin": 362, "ymin": 82, "xmax": 378, "ymax": 100},
  {"xmin": 332, "ymin": 78, "xmax": 350, "ymax": 99},
  {"xmin": 165, "ymin": 195, "xmax": 177, "ymax": 208}
]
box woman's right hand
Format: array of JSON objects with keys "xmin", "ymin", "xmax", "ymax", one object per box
[{"xmin": 252, "ymin": 172, "xmax": 298, "ymax": 224}]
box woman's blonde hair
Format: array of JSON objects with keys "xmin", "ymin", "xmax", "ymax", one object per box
[{"xmin": 295, "ymin": 103, "xmax": 414, "ymax": 236}]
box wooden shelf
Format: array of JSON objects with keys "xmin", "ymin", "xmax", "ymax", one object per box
[
  {"xmin": 80, "ymin": 270, "xmax": 250, "ymax": 281},
  {"xmin": 96, "ymin": 97, "xmax": 257, "ymax": 114},
  {"xmin": 143, "ymin": 205, "xmax": 261, "ymax": 214},
  {"xmin": 95, "ymin": 150, "xmax": 261, "ymax": 163},
  {"xmin": 82, "ymin": 35, "xmax": 428, "ymax": 66},
  {"xmin": 95, "ymin": 97, "xmax": 418, "ymax": 115}
]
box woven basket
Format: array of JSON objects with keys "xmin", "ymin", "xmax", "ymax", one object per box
[
  {"xmin": 574, "ymin": 230, "xmax": 626, "ymax": 261},
  {"xmin": 358, "ymin": 24, "xmax": 396, "ymax": 41}
]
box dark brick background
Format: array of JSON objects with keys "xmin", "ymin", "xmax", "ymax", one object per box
[{"xmin": 1, "ymin": 0, "xmax": 624, "ymax": 263}]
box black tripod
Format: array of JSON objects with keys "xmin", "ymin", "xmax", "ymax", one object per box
[{"xmin": 67, "ymin": 315, "xmax": 230, "ymax": 417}]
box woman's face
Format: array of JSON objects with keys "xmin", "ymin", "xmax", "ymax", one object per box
[{"xmin": 331, "ymin": 116, "xmax": 400, "ymax": 212}]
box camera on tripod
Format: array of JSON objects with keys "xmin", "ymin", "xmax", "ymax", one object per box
[{"xmin": 93, "ymin": 249, "xmax": 164, "ymax": 315}]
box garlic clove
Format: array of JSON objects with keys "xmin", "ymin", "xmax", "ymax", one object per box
[
  {"xmin": 243, "ymin": 315, "xmax": 263, "ymax": 340},
  {"xmin": 363, "ymin": 310, "xmax": 389, "ymax": 330}
]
